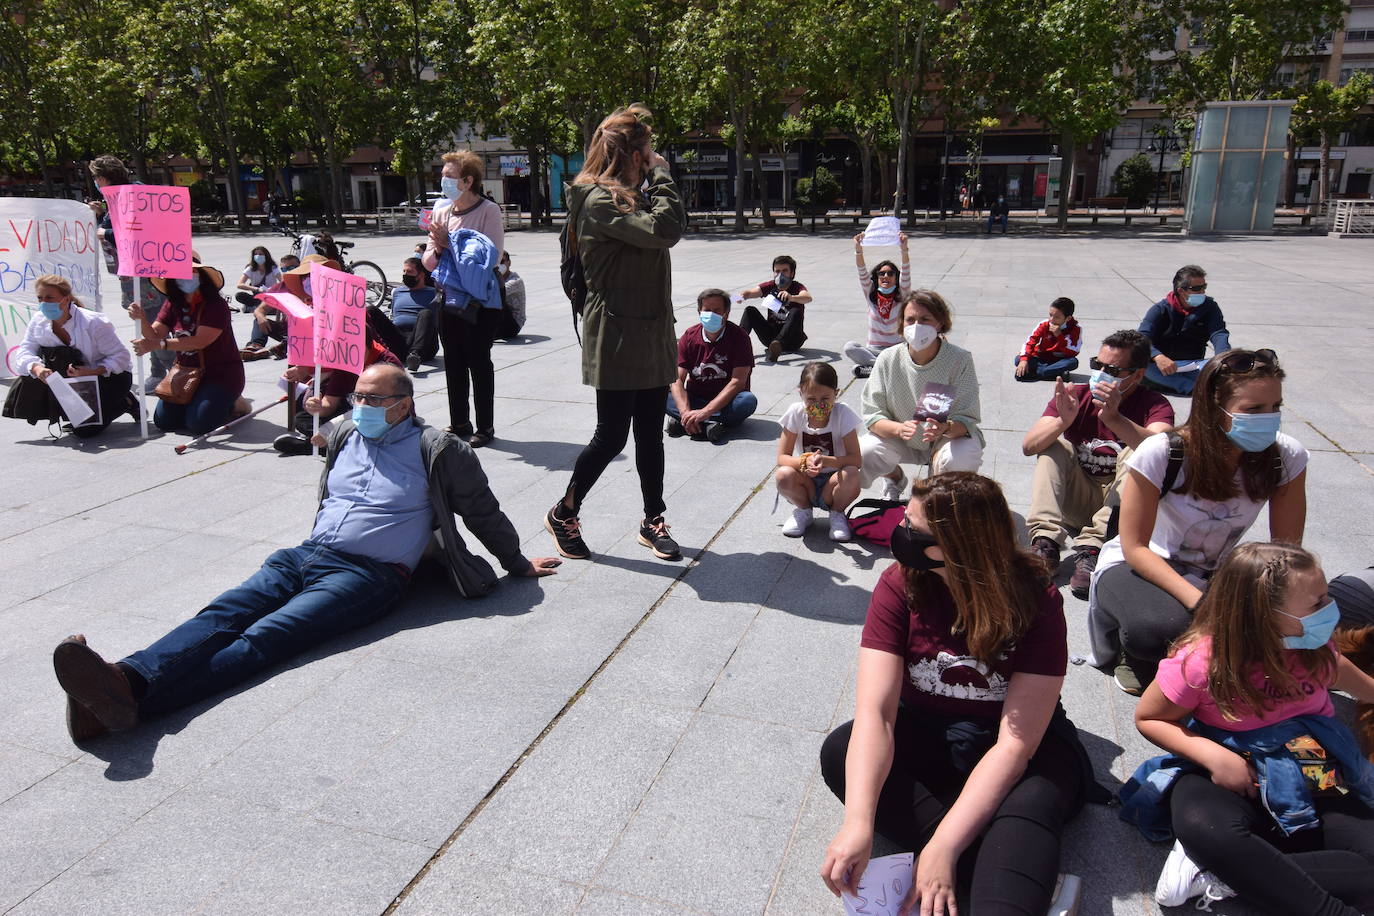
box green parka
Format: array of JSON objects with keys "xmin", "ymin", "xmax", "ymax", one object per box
[{"xmin": 564, "ymin": 165, "xmax": 685, "ymax": 390}]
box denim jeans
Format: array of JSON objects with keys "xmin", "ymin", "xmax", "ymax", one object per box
[
  {"xmin": 1012, "ymin": 354, "xmax": 1079, "ymax": 382},
  {"xmin": 1145, "ymin": 361, "xmax": 1199, "ymax": 395},
  {"xmin": 121, "ymin": 542, "xmax": 406, "ymax": 714},
  {"xmin": 664, "ymin": 390, "xmax": 759, "ymax": 427},
  {"xmin": 153, "ymin": 381, "xmax": 239, "ymax": 435}
]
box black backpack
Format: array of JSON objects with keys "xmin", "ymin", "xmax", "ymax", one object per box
[{"xmin": 560, "ymin": 190, "xmax": 588, "ymax": 342}]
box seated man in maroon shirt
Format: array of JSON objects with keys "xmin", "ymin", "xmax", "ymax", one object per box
[
  {"xmin": 1021, "ymin": 329, "xmax": 1174, "ymax": 598},
  {"xmin": 737, "ymin": 254, "xmax": 812, "ymax": 362},
  {"xmin": 666, "ymin": 288, "xmax": 758, "ymax": 443}
]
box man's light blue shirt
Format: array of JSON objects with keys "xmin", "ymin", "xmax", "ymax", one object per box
[{"xmin": 309, "ymin": 418, "xmax": 431, "ymax": 570}]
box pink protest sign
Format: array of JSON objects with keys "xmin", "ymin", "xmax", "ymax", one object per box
[
  {"xmin": 310, "ymin": 261, "xmax": 366, "ymax": 374},
  {"xmin": 257, "ymin": 291, "xmax": 316, "ymax": 365},
  {"xmin": 98, "ymin": 185, "xmax": 193, "ymax": 279}
]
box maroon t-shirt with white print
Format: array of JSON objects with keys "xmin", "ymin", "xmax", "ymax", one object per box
[{"xmin": 860, "ymin": 564, "xmax": 1068, "ymax": 718}]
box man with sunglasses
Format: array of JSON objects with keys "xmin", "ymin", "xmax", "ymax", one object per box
[
  {"xmin": 51, "ymin": 364, "xmax": 560, "ymax": 742},
  {"xmin": 1023, "ymin": 329, "xmax": 1174, "ymax": 598},
  {"xmin": 1138, "ymin": 264, "xmax": 1232, "ymax": 396}
]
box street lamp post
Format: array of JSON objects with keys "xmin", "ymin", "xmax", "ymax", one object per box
[{"xmin": 1147, "ymin": 128, "xmax": 1181, "ymax": 213}]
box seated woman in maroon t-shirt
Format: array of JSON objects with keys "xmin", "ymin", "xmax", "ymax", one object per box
[{"xmin": 819, "ymin": 472, "xmax": 1096, "ymax": 916}]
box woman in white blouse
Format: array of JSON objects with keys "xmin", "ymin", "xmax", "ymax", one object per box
[
  {"xmin": 234, "ymin": 246, "xmax": 282, "ymax": 313},
  {"xmin": 12, "ymin": 273, "xmax": 134, "ymax": 437}
]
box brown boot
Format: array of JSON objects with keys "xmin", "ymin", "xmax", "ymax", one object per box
[{"xmin": 52, "ymin": 636, "xmax": 138, "ymax": 734}]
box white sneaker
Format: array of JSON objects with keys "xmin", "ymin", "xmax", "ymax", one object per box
[
  {"xmin": 828, "ymin": 511, "xmax": 852, "ymax": 542},
  {"xmin": 1154, "ymin": 840, "xmax": 1206, "ymax": 906},
  {"xmin": 1047, "ymin": 873, "xmax": 1081, "ymax": 916},
  {"xmin": 782, "ymin": 507, "xmax": 812, "ymax": 537},
  {"xmin": 877, "ymin": 469, "xmax": 907, "ymax": 502}
]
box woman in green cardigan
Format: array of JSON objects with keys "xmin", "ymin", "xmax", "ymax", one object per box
[{"xmin": 545, "ymin": 104, "xmax": 686, "ymax": 563}]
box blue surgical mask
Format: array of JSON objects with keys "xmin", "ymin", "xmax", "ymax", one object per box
[
  {"xmin": 1280, "ymin": 599, "xmax": 1340, "ymax": 650},
  {"xmin": 253, "ymin": 253, "xmax": 266, "ymax": 265},
  {"xmin": 39, "ymin": 301, "xmax": 64, "ymax": 320},
  {"xmin": 175, "ymin": 276, "xmax": 200, "ymax": 294},
  {"xmin": 699, "ymin": 311, "xmax": 724, "ymax": 334},
  {"xmin": 441, "ymin": 177, "xmax": 461, "ymax": 200},
  {"xmin": 1222, "ymin": 409, "xmax": 1281, "ymax": 452},
  {"xmin": 878, "ymin": 284, "xmax": 897, "ymax": 295},
  {"xmin": 1186, "ymin": 293, "xmax": 1206, "ymax": 307},
  {"xmin": 1088, "ymin": 368, "xmax": 1115, "ymax": 398},
  {"xmin": 351, "ymin": 404, "xmax": 392, "ymax": 439}
]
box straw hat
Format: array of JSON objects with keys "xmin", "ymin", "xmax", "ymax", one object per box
[
  {"xmin": 150, "ymin": 250, "xmax": 225, "ymax": 295},
  {"xmin": 282, "ymin": 254, "xmax": 341, "ymax": 300}
]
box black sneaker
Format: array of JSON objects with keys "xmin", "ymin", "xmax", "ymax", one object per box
[
  {"xmin": 638, "ymin": 515, "xmax": 681, "ymax": 560},
  {"xmin": 1030, "ymin": 536, "xmax": 1061, "ymax": 572},
  {"xmin": 544, "ymin": 505, "xmax": 590, "ymax": 560},
  {"xmin": 273, "ymin": 432, "xmax": 317, "ymax": 456},
  {"xmin": 853, "ymin": 365, "xmax": 872, "ymax": 378},
  {"xmin": 665, "ymin": 416, "xmax": 686, "ymax": 438},
  {"xmin": 703, "ymin": 420, "xmax": 726, "ymax": 443},
  {"xmin": 405, "ymin": 352, "xmax": 421, "ymax": 372}
]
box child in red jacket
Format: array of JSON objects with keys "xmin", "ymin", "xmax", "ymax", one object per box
[{"xmin": 1014, "ymin": 297, "xmax": 1082, "ymax": 382}]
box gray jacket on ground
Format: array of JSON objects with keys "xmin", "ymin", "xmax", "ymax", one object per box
[{"xmin": 321, "ymin": 417, "xmax": 531, "ymax": 597}]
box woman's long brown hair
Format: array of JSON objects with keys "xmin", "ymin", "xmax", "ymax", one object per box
[
  {"xmin": 1179, "ymin": 351, "xmax": 1285, "ymax": 502},
  {"xmin": 572, "ymin": 104, "xmax": 654, "ymax": 213},
  {"xmin": 903, "ymin": 473, "xmax": 1046, "ymax": 666},
  {"xmin": 1175, "ymin": 541, "xmax": 1333, "ymax": 722}
]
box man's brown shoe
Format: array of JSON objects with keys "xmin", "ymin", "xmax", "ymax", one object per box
[
  {"xmin": 53, "ymin": 636, "xmax": 138, "ymax": 733},
  {"xmin": 66, "ymin": 695, "xmax": 108, "ymax": 743}
]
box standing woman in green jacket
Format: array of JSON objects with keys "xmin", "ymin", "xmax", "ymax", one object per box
[{"xmin": 545, "ymin": 105, "xmax": 686, "ymax": 562}]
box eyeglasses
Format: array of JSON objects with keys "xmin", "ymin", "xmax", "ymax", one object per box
[
  {"xmin": 1089, "ymin": 357, "xmax": 1141, "ymax": 378},
  {"xmin": 1180, "ymin": 282, "xmax": 1208, "ymax": 293},
  {"xmin": 347, "ymin": 392, "xmax": 406, "ymax": 407},
  {"xmin": 875, "ymin": 269, "xmax": 897, "ymax": 277},
  {"xmin": 1216, "ymin": 348, "xmax": 1277, "ymax": 375}
]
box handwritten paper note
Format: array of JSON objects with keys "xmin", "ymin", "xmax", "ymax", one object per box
[
  {"xmin": 842, "ymin": 853, "xmax": 913, "ymax": 916},
  {"xmin": 309, "ymin": 261, "xmax": 366, "ymax": 374},
  {"xmin": 862, "ymin": 216, "xmax": 902, "ymax": 247},
  {"xmin": 98, "ymin": 185, "xmax": 193, "ymax": 279},
  {"xmin": 258, "ymin": 291, "xmax": 316, "ymax": 366}
]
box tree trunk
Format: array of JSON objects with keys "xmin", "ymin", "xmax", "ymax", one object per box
[
  {"xmin": 530, "ymin": 146, "xmax": 546, "ymax": 226},
  {"xmin": 1318, "ymin": 133, "xmax": 1331, "ymax": 211},
  {"xmin": 1055, "ymin": 129, "xmax": 1075, "ymax": 230},
  {"xmin": 893, "ymin": 92, "xmax": 911, "ymax": 217},
  {"xmin": 750, "ymin": 139, "xmax": 771, "ymax": 227},
  {"xmin": 732, "ymin": 113, "xmax": 747, "ymax": 231},
  {"xmin": 1283, "ymin": 133, "xmax": 1298, "ymax": 208},
  {"xmin": 860, "ymin": 141, "xmax": 874, "ymax": 215}
]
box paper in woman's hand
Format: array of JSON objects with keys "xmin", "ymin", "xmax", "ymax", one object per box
[
  {"xmin": 913, "ymin": 383, "xmax": 955, "ymax": 422},
  {"xmin": 45, "ymin": 373, "xmax": 96, "ymax": 427},
  {"xmin": 862, "ymin": 216, "xmax": 902, "ymax": 248},
  {"xmin": 842, "ymin": 852, "xmax": 913, "ymax": 916}
]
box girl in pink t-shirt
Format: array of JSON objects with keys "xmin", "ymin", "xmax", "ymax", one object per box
[{"xmin": 1135, "ymin": 542, "xmax": 1374, "ymax": 914}]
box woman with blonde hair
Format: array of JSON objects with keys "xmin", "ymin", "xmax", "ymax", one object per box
[
  {"xmin": 6, "ymin": 274, "xmax": 134, "ymax": 437},
  {"xmin": 820, "ymin": 472, "xmax": 1094, "ymax": 915},
  {"xmin": 544, "ymin": 104, "xmax": 686, "ymax": 562}
]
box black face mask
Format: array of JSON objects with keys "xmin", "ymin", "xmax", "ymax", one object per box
[
  {"xmin": 401, "ymin": 274, "xmax": 419, "ymax": 289},
  {"xmin": 891, "ymin": 524, "xmax": 945, "ymax": 571}
]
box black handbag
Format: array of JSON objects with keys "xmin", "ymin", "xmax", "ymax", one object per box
[{"xmin": 2, "ymin": 345, "xmax": 84, "ymax": 425}]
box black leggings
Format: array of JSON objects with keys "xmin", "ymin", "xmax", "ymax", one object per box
[
  {"xmin": 820, "ymin": 706, "xmax": 1083, "ymax": 915},
  {"xmin": 566, "ymin": 386, "xmax": 669, "ymax": 520},
  {"xmin": 1094, "ymin": 562, "xmax": 1193, "ymax": 670},
  {"xmin": 439, "ymin": 306, "xmax": 499, "ymax": 436},
  {"xmin": 1171, "ymin": 773, "xmax": 1374, "ymax": 916}
]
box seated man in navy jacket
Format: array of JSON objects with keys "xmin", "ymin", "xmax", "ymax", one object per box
[
  {"xmin": 1138, "ymin": 264, "xmax": 1232, "ymax": 396},
  {"xmin": 53, "ymin": 364, "xmax": 559, "ymax": 742}
]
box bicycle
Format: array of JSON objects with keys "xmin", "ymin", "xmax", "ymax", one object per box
[{"xmin": 274, "ymin": 227, "xmax": 390, "ymax": 310}]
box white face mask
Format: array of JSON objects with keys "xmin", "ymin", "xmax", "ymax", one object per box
[{"xmin": 904, "ymin": 322, "xmax": 938, "ymax": 351}]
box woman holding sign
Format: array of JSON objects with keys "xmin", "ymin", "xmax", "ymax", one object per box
[
  {"xmin": 6, "ymin": 274, "xmax": 134, "ymax": 438},
  {"xmin": 130, "ymin": 254, "xmax": 244, "ymax": 436},
  {"xmin": 820, "ymin": 473, "xmax": 1094, "ymax": 916},
  {"xmin": 857, "ymin": 290, "xmax": 984, "ymax": 502}
]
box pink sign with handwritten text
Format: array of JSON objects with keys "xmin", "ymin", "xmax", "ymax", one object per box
[
  {"xmin": 98, "ymin": 184, "xmax": 193, "ymax": 279},
  {"xmin": 310, "ymin": 262, "xmax": 365, "ymax": 374},
  {"xmin": 257, "ymin": 291, "xmax": 315, "ymax": 365}
]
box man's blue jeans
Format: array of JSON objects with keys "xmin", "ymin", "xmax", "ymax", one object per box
[
  {"xmin": 664, "ymin": 390, "xmax": 759, "ymax": 427},
  {"xmin": 1145, "ymin": 362, "xmax": 1199, "ymax": 395},
  {"xmin": 121, "ymin": 543, "xmax": 406, "ymax": 714}
]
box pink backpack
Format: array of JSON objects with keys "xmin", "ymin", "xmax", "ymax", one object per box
[{"xmin": 845, "ymin": 498, "xmax": 906, "ymax": 546}]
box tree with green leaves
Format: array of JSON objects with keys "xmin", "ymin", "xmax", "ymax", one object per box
[
  {"xmin": 1112, "ymin": 153, "xmax": 1156, "ymax": 207},
  {"xmin": 1290, "ymin": 72, "xmax": 1373, "ymax": 209}
]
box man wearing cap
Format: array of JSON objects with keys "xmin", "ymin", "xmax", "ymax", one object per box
[
  {"xmin": 273, "ymin": 254, "xmax": 403, "ymax": 456},
  {"xmin": 52, "ymin": 363, "xmax": 562, "ymax": 742}
]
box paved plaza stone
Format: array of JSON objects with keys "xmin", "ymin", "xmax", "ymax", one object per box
[{"xmin": 2, "ymin": 223, "xmax": 1372, "ymax": 915}]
